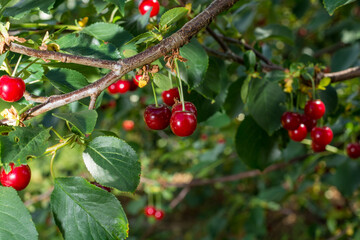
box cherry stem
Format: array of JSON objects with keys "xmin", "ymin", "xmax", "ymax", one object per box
[
  {"xmin": 149, "ymin": 193, "xmax": 153, "ymax": 206},
  {"xmin": 290, "ymin": 92, "xmax": 294, "ymax": 112},
  {"xmin": 174, "ymin": 58, "xmax": 185, "ymax": 111},
  {"xmin": 156, "ymin": 193, "xmax": 161, "ymax": 209},
  {"xmin": 307, "ymin": 73, "xmax": 316, "ymax": 99},
  {"xmin": 296, "ymin": 92, "xmax": 300, "ymax": 112},
  {"xmin": 168, "ymin": 70, "xmax": 173, "ymax": 89},
  {"xmin": 18, "ymin": 103, "xmax": 34, "ymax": 116},
  {"xmin": 16, "ymin": 58, "xmax": 39, "ymax": 77},
  {"xmin": 151, "ymin": 79, "xmax": 158, "ymax": 107},
  {"xmin": 301, "ymin": 139, "xmax": 342, "ymax": 154},
  {"xmin": 12, "ymin": 54, "xmax": 23, "ymax": 77},
  {"xmin": 50, "ymin": 151, "xmax": 56, "ymax": 179},
  {"xmin": 50, "ymin": 128, "xmax": 65, "ymax": 141}
]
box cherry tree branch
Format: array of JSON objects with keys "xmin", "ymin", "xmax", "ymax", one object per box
[
  {"xmin": 9, "ymin": 43, "xmax": 119, "ymax": 71},
  {"xmin": 323, "ymin": 66, "xmax": 360, "ymax": 83},
  {"xmin": 142, "ymin": 154, "xmax": 309, "ymax": 188},
  {"xmin": 17, "ymin": 0, "xmax": 240, "ymax": 119}
]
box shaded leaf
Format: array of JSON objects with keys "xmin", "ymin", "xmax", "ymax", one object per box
[
  {"xmin": 323, "ymin": 0, "xmax": 356, "ymax": 15},
  {"xmin": 46, "ymin": 68, "xmax": 89, "ymax": 93},
  {"xmin": 255, "ymin": 24, "xmax": 294, "ymax": 44},
  {"xmin": 235, "ymin": 116, "xmax": 279, "ymax": 170},
  {"xmin": 0, "ymin": 187, "xmax": 38, "ymax": 240},
  {"xmin": 153, "ymin": 73, "xmax": 172, "ymax": 90},
  {"xmin": 0, "ymin": 126, "xmax": 50, "ymax": 168},
  {"xmin": 51, "ymin": 177, "xmax": 128, "ymax": 240},
  {"xmin": 3, "ymin": 0, "xmax": 55, "ymax": 19},
  {"xmin": 179, "ymin": 39, "xmax": 209, "ymax": 89},
  {"xmin": 159, "ymin": 7, "xmax": 188, "ymax": 29},
  {"xmin": 53, "ymin": 110, "xmax": 98, "ymax": 136},
  {"xmin": 83, "ymin": 136, "xmax": 141, "ymax": 192},
  {"xmin": 82, "ymin": 23, "xmax": 133, "ymax": 48}
]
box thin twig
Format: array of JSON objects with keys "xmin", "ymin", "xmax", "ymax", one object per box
[
  {"xmin": 324, "ymin": 66, "xmax": 360, "ymax": 83},
  {"xmin": 169, "ymin": 186, "xmax": 191, "ymax": 209},
  {"xmin": 88, "ymin": 94, "xmax": 99, "ymax": 110},
  {"xmin": 23, "ymin": 91, "xmax": 48, "ymax": 103},
  {"xmin": 206, "ymin": 27, "xmax": 229, "ymax": 52}
]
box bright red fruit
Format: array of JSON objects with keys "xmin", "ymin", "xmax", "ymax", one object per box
[
  {"xmin": 161, "ymin": 88, "xmax": 180, "ymax": 106},
  {"xmin": 108, "ymin": 83, "xmax": 118, "ymax": 94},
  {"xmin": 144, "ymin": 206, "xmax": 156, "ymax": 216},
  {"xmin": 133, "ymin": 75, "xmax": 142, "ymax": 86},
  {"xmin": 117, "ymin": 80, "xmax": 130, "ymax": 94},
  {"xmin": 346, "ymin": 143, "xmax": 360, "ymax": 159},
  {"xmin": 122, "ymin": 120, "xmax": 135, "ymax": 131},
  {"xmin": 0, "ymin": 163, "xmax": 31, "ymax": 191},
  {"xmin": 154, "ymin": 209, "xmax": 165, "ymax": 220},
  {"xmin": 0, "ymin": 75, "xmax": 26, "ymax": 102},
  {"xmin": 139, "ymin": 0, "xmax": 160, "ymax": 17},
  {"xmin": 288, "ymin": 124, "xmax": 307, "ymax": 142},
  {"xmin": 170, "ymin": 111, "xmax": 197, "ymax": 137},
  {"xmin": 304, "ymin": 100, "xmax": 326, "ymax": 120},
  {"xmin": 144, "ymin": 104, "xmax": 171, "ymax": 130},
  {"xmin": 311, "ymin": 142, "xmax": 326, "ymax": 152},
  {"xmin": 281, "ymin": 112, "xmax": 301, "ymax": 130},
  {"xmin": 172, "ymin": 101, "xmax": 197, "ymax": 117},
  {"xmin": 311, "ymin": 127, "xmax": 333, "ymax": 146},
  {"xmin": 300, "ymin": 114, "xmax": 317, "ymax": 132}
]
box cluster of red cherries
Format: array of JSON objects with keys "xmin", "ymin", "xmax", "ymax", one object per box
[
  {"xmin": 144, "ymin": 87, "xmax": 197, "ymax": 137},
  {"xmin": 138, "ymin": 0, "xmax": 160, "ymax": 17},
  {"xmin": 107, "ymin": 75, "xmax": 140, "ymax": 94},
  {"xmin": 144, "ymin": 205, "xmax": 165, "ymax": 220},
  {"xmin": 0, "ymin": 75, "xmax": 30, "ymax": 191},
  {"xmin": 281, "ymin": 99, "xmax": 333, "ymax": 152}
]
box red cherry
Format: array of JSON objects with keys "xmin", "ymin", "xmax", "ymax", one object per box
[
  {"xmin": 311, "ymin": 127, "xmax": 333, "ymax": 146},
  {"xmin": 172, "ymin": 101, "xmax": 197, "ymax": 117},
  {"xmin": 139, "ymin": 0, "xmax": 160, "ymax": 17},
  {"xmin": 0, "ymin": 75, "xmax": 26, "ymax": 102},
  {"xmin": 346, "ymin": 143, "xmax": 360, "ymax": 159},
  {"xmin": 144, "ymin": 206, "xmax": 156, "ymax": 217},
  {"xmin": 144, "ymin": 104, "xmax": 171, "ymax": 130},
  {"xmin": 161, "ymin": 88, "xmax": 180, "ymax": 106},
  {"xmin": 108, "ymin": 83, "xmax": 118, "ymax": 94},
  {"xmin": 304, "ymin": 100, "xmax": 326, "ymax": 120},
  {"xmin": 288, "ymin": 124, "xmax": 307, "ymax": 142},
  {"xmin": 281, "ymin": 112, "xmax": 301, "ymax": 130},
  {"xmin": 0, "ymin": 163, "xmax": 31, "ymax": 191},
  {"xmin": 116, "ymin": 80, "xmax": 130, "ymax": 94},
  {"xmin": 90, "ymin": 181, "xmax": 112, "ymax": 192},
  {"xmin": 311, "ymin": 142, "xmax": 326, "ymax": 152},
  {"xmin": 300, "ymin": 114, "xmax": 317, "ymax": 132},
  {"xmin": 122, "ymin": 120, "xmax": 135, "ymax": 131},
  {"xmin": 128, "ymin": 80, "xmax": 138, "ymax": 91},
  {"xmin": 133, "ymin": 75, "xmax": 142, "ymax": 86},
  {"xmin": 170, "ymin": 111, "xmax": 197, "ymax": 137},
  {"xmin": 154, "ymin": 209, "xmax": 165, "ymax": 220}
]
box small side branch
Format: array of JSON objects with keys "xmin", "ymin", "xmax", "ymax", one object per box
[
  {"xmin": 89, "ymin": 94, "xmax": 99, "ymax": 110},
  {"xmin": 9, "ymin": 43, "xmax": 120, "ymax": 71},
  {"xmin": 324, "ymin": 66, "xmax": 360, "ymax": 83},
  {"xmin": 23, "ymin": 91, "xmax": 48, "ymax": 103}
]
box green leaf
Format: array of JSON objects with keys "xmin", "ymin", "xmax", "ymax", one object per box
[
  {"xmin": 153, "ymin": 73, "xmax": 172, "ymax": 90},
  {"xmin": 82, "ymin": 136, "xmax": 141, "ymax": 192},
  {"xmin": 82, "ymin": 23, "xmax": 133, "ymax": 48},
  {"xmin": 56, "ymin": 33, "xmax": 121, "ymax": 60},
  {"xmin": 51, "ymin": 177, "xmax": 128, "ymax": 240},
  {"xmin": 318, "ymin": 77, "xmax": 331, "ymax": 90},
  {"xmin": 254, "ymin": 24, "xmax": 294, "ymax": 45},
  {"xmin": 203, "ymin": 111, "xmax": 231, "ymax": 128},
  {"xmin": 247, "ymin": 78, "xmax": 286, "ymax": 135},
  {"xmin": 331, "ymin": 43, "xmax": 360, "ymax": 71},
  {"xmin": 235, "ymin": 116, "xmax": 279, "ymax": 170},
  {"xmin": 159, "ymin": 7, "xmax": 188, "ymax": 30},
  {"xmin": 46, "ymin": 68, "xmax": 89, "ymax": 93},
  {"xmin": 319, "ymin": 85, "xmax": 338, "ymax": 117},
  {"xmin": 0, "ymin": 52, "xmax": 8, "ymax": 67},
  {"xmin": 105, "ymin": 0, "xmax": 126, "ymax": 16},
  {"xmin": 0, "ymin": 187, "xmax": 38, "ymax": 240},
  {"xmin": 125, "ymin": 32, "xmax": 156, "ymax": 45},
  {"xmin": 323, "ymin": 0, "xmax": 356, "ymax": 15},
  {"xmin": 3, "ymin": 0, "xmax": 55, "ymax": 19},
  {"xmin": 244, "ymin": 50, "xmax": 256, "ymax": 71},
  {"xmin": 53, "ymin": 110, "xmax": 98, "ymax": 136},
  {"xmin": 0, "ymin": 126, "xmax": 50, "ymax": 167},
  {"xmin": 326, "ymin": 160, "xmax": 360, "ymax": 196},
  {"xmin": 179, "ymin": 39, "xmax": 209, "ymax": 89}
]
